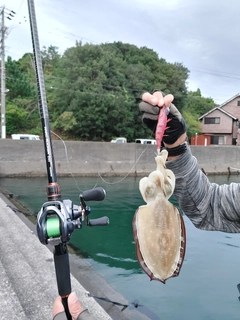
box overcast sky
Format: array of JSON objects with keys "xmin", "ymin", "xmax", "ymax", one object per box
[{"xmin": 3, "ymin": 0, "xmax": 240, "ymax": 104}]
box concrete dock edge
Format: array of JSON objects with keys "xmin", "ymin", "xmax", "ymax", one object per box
[{"xmin": 0, "ymin": 192, "xmax": 151, "ymax": 320}]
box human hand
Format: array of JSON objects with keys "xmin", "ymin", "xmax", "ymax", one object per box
[
  {"xmin": 53, "ymin": 292, "xmax": 85, "ymax": 320},
  {"xmin": 139, "ymin": 90, "xmax": 187, "ymax": 145}
]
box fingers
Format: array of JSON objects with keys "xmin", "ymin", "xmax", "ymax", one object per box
[
  {"xmin": 142, "ymin": 91, "xmax": 174, "ymax": 107},
  {"xmin": 52, "ymin": 293, "xmax": 85, "ymax": 320},
  {"xmin": 141, "ymin": 92, "xmax": 159, "ymax": 105},
  {"xmin": 52, "ymin": 296, "xmax": 65, "ymax": 319},
  {"xmin": 152, "ymin": 91, "xmax": 165, "ymax": 106},
  {"xmin": 68, "ymin": 292, "xmax": 85, "ymax": 320},
  {"xmin": 162, "ymin": 94, "xmax": 174, "ymax": 107}
]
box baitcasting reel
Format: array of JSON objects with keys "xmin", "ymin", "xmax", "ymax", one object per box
[{"xmin": 37, "ymin": 187, "xmax": 109, "ymax": 245}]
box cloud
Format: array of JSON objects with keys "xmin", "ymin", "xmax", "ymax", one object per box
[{"xmin": 4, "ymin": 0, "xmax": 240, "ymax": 104}]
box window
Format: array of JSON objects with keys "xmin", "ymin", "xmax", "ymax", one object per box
[
  {"xmin": 238, "ymin": 100, "xmax": 240, "ymax": 106},
  {"xmin": 218, "ymin": 136, "xmax": 224, "ymax": 144},
  {"xmin": 210, "ymin": 136, "xmax": 224, "ymax": 145},
  {"xmin": 204, "ymin": 117, "xmax": 220, "ymax": 124}
]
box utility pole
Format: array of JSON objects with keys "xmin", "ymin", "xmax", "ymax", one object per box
[
  {"xmin": 0, "ymin": 6, "xmax": 15, "ymax": 139},
  {"xmin": 1, "ymin": 6, "xmax": 6, "ymax": 139}
]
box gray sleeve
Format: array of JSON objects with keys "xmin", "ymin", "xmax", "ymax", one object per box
[
  {"xmin": 77, "ymin": 309, "xmax": 96, "ymax": 320},
  {"xmin": 53, "ymin": 311, "xmax": 67, "ymax": 320},
  {"xmin": 54, "ymin": 309, "xmax": 96, "ymax": 320},
  {"xmin": 166, "ymin": 145, "xmax": 240, "ymax": 233}
]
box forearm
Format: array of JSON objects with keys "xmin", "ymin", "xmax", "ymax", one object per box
[
  {"xmin": 166, "ymin": 145, "xmax": 240, "ymax": 233},
  {"xmin": 54, "ymin": 309, "xmax": 95, "ymax": 320}
]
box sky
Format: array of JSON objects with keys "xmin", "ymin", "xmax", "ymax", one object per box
[{"xmin": 3, "ymin": 0, "xmax": 240, "ymax": 105}]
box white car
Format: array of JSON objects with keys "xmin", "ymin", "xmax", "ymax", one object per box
[
  {"xmin": 110, "ymin": 137, "xmax": 127, "ymax": 143},
  {"xmin": 135, "ymin": 139, "xmax": 156, "ymax": 145},
  {"xmin": 11, "ymin": 134, "xmax": 40, "ymax": 140}
]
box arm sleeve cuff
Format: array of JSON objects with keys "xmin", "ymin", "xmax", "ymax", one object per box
[
  {"xmin": 53, "ymin": 312, "xmax": 67, "ymax": 320},
  {"xmin": 77, "ymin": 309, "xmax": 96, "ymax": 320}
]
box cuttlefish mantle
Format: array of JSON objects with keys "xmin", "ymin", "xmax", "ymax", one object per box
[{"xmin": 133, "ymin": 150, "xmax": 186, "ymax": 283}]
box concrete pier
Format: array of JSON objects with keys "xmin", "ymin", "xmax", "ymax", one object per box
[
  {"xmin": 0, "ymin": 139, "xmax": 240, "ymax": 177},
  {"xmin": 0, "ymin": 193, "xmax": 150, "ymax": 320}
]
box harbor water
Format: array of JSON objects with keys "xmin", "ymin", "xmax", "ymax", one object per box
[{"xmin": 1, "ymin": 174, "xmax": 240, "ymax": 320}]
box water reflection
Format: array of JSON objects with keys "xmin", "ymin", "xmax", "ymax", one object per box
[{"xmin": 1, "ymin": 175, "xmax": 240, "ymax": 319}]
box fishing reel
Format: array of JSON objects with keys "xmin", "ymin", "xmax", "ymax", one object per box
[{"xmin": 37, "ymin": 187, "xmax": 109, "ymax": 245}]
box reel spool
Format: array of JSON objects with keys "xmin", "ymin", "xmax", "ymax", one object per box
[
  {"xmin": 37, "ymin": 187, "xmax": 109, "ymax": 245},
  {"xmin": 37, "ymin": 200, "xmax": 77, "ymax": 245}
]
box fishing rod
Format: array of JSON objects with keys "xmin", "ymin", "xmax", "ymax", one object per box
[{"xmin": 27, "ymin": 1, "xmax": 109, "ymax": 319}]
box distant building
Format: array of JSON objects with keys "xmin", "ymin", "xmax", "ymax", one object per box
[{"xmin": 196, "ymin": 93, "xmax": 240, "ymax": 146}]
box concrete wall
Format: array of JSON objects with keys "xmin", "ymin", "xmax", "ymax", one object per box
[{"xmin": 0, "ymin": 139, "xmax": 240, "ymax": 177}]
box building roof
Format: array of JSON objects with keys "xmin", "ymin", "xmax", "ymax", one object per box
[
  {"xmin": 198, "ymin": 106, "xmax": 238, "ymax": 121},
  {"xmin": 199, "ymin": 93, "xmax": 240, "ymax": 120},
  {"xmin": 218, "ymin": 93, "xmax": 240, "ymax": 108}
]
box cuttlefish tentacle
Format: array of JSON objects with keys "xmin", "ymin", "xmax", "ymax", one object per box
[{"xmin": 133, "ymin": 149, "xmax": 186, "ymax": 283}]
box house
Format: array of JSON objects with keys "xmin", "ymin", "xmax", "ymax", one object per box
[{"xmin": 197, "ymin": 93, "xmax": 240, "ymax": 146}]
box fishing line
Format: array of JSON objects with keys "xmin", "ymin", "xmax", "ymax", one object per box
[
  {"xmin": 97, "ymin": 144, "xmax": 152, "ymax": 185},
  {"xmin": 97, "ymin": 124, "xmax": 157, "ymax": 186},
  {"xmin": 50, "ymin": 130, "xmax": 102, "ymax": 192},
  {"xmin": 50, "ymin": 130, "xmax": 86, "ymax": 193},
  {"xmin": 51, "ymin": 129, "xmax": 153, "ymax": 187},
  {"xmin": 86, "ymin": 292, "xmax": 161, "ymax": 319}
]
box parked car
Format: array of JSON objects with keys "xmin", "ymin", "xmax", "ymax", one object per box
[
  {"xmin": 11, "ymin": 134, "xmax": 40, "ymax": 140},
  {"xmin": 135, "ymin": 139, "xmax": 156, "ymax": 145},
  {"xmin": 111, "ymin": 137, "xmax": 127, "ymax": 143}
]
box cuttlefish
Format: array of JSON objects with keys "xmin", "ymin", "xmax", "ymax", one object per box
[{"xmin": 132, "ymin": 150, "xmax": 186, "ymax": 283}]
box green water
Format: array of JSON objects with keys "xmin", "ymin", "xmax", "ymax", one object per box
[{"xmin": 1, "ymin": 175, "xmax": 240, "ymax": 320}]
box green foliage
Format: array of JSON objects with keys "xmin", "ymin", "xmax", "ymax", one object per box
[
  {"xmin": 53, "ymin": 111, "xmax": 77, "ymax": 133},
  {"xmin": 183, "ymin": 110, "xmax": 201, "ymax": 139},
  {"xmin": 6, "ymin": 56, "xmax": 35, "ymax": 100},
  {"xmin": 184, "ymin": 89, "xmax": 215, "ymax": 117},
  {"xmin": 41, "ymin": 45, "xmax": 61, "ymax": 74},
  {"xmin": 6, "ymin": 103, "xmax": 28, "ymax": 134},
  {"xmin": 182, "ymin": 89, "xmax": 215, "ymax": 139},
  {"xmin": 18, "ymin": 53, "xmax": 35, "ymax": 81},
  {"xmin": 50, "ymin": 41, "xmax": 189, "ymax": 140},
  {"xmin": 5, "ymin": 43, "xmax": 217, "ymax": 141}
]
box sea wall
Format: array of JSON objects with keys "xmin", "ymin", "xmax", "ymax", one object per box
[{"xmin": 0, "ymin": 139, "xmax": 240, "ymax": 177}]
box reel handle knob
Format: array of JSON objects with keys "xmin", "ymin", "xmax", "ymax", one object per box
[
  {"xmin": 82, "ymin": 187, "xmax": 106, "ymax": 201},
  {"xmin": 88, "ymin": 216, "xmax": 109, "ymax": 226}
]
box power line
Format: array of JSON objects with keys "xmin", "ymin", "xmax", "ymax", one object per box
[
  {"xmin": 5, "ymin": 0, "xmax": 24, "ymax": 35},
  {"xmin": 190, "ymin": 66, "xmax": 240, "ymax": 81}
]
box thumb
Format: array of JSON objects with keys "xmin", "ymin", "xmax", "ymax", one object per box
[
  {"xmin": 68, "ymin": 292, "xmax": 85, "ymax": 320},
  {"xmin": 52, "ymin": 296, "xmax": 65, "ymax": 319}
]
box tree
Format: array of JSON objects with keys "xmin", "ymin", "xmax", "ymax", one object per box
[
  {"xmin": 6, "ymin": 43, "xmax": 216, "ymax": 141},
  {"xmin": 54, "ymin": 111, "xmax": 77, "ymax": 134},
  {"xmin": 6, "ymin": 56, "xmax": 35, "ymax": 100},
  {"xmin": 41, "ymin": 45, "xmax": 61, "ymax": 74},
  {"xmin": 184, "ymin": 89, "xmax": 215, "ymax": 117},
  {"xmin": 6, "ymin": 103, "xmax": 28, "ymax": 134},
  {"xmin": 183, "ymin": 110, "xmax": 201, "ymax": 139},
  {"xmin": 18, "ymin": 53, "xmax": 35, "ymax": 81},
  {"xmin": 51, "ymin": 42, "xmax": 189, "ymax": 141},
  {"xmin": 182, "ymin": 89, "xmax": 216, "ymax": 139}
]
